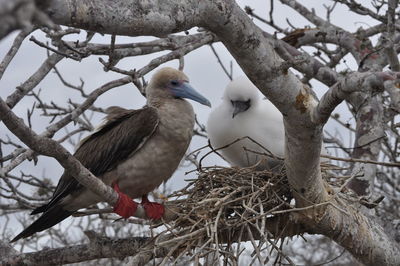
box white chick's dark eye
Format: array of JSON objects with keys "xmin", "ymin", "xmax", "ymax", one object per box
[{"xmin": 170, "ymin": 80, "xmax": 179, "ymax": 86}]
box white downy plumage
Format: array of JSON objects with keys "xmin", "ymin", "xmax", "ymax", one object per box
[{"xmin": 207, "ymin": 76, "xmax": 285, "ymax": 169}]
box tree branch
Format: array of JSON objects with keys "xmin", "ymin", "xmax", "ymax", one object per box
[
  {"xmin": 384, "ymin": 0, "xmax": 400, "ymax": 71},
  {"xmin": 312, "ymin": 71, "xmax": 396, "ymax": 124},
  {"xmin": 0, "ymin": 233, "xmax": 165, "ymax": 266},
  {"xmin": 5, "ymin": 53, "xmax": 64, "ymax": 109}
]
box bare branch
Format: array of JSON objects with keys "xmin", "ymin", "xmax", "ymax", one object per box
[
  {"xmin": 335, "ymin": 0, "xmax": 387, "ymax": 22},
  {"xmin": 0, "ymin": 233, "xmax": 167, "ymax": 265},
  {"xmin": 209, "ymin": 44, "xmax": 233, "ymax": 80},
  {"xmin": 0, "ymin": 26, "xmax": 35, "ymax": 81},
  {"xmin": 5, "ymin": 53, "xmax": 64, "ymax": 109},
  {"xmin": 312, "ymin": 71, "xmax": 394, "ymax": 124},
  {"xmin": 384, "ymin": 0, "xmax": 400, "ymax": 71},
  {"xmin": 280, "ymin": 0, "xmax": 335, "ymax": 28}
]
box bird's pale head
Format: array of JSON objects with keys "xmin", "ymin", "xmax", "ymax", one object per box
[
  {"xmin": 147, "ymin": 67, "xmax": 211, "ymax": 107},
  {"xmin": 223, "ymin": 76, "xmax": 261, "ymax": 118}
]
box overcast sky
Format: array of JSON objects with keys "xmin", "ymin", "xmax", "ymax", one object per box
[{"xmin": 0, "ymin": 1, "xmax": 380, "ymax": 237}]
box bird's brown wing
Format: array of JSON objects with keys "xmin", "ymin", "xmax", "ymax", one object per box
[
  {"xmin": 32, "ymin": 106, "xmax": 159, "ymax": 214},
  {"xmin": 11, "ymin": 106, "xmax": 159, "ymax": 241}
]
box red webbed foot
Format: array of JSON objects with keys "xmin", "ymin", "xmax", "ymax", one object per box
[
  {"xmin": 113, "ymin": 182, "xmax": 138, "ymax": 219},
  {"xmin": 141, "ymin": 195, "xmax": 165, "ymax": 220}
]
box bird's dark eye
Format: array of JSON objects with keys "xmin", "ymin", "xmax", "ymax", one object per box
[{"xmin": 170, "ymin": 80, "xmax": 179, "ymax": 86}]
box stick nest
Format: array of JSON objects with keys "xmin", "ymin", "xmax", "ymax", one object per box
[
  {"xmin": 172, "ymin": 166, "xmax": 292, "ymax": 229},
  {"xmin": 161, "ymin": 165, "xmax": 299, "ymax": 264}
]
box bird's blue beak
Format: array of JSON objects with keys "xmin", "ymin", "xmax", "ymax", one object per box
[{"xmin": 170, "ymin": 81, "xmax": 211, "ymax": 107}]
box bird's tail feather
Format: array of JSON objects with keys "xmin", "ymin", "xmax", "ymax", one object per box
[
  {"xmin": 11, "ymin": 205, "xmax": 73, "ymax": 242},
  {"xmin": 30, "ymin": 203, "xmax": 48, "ymax": 215}
]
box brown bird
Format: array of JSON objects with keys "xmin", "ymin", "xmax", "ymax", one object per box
[{"xmin": 11, "ymin": 67, "xmax": 211, "ymax": 242}]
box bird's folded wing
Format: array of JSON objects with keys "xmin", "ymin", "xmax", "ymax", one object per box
[{"xmin": 32, "ymin": 106, "xmax": 159, "ymax": 214}]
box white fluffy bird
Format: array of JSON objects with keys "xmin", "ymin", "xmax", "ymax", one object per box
[{"xmin": 207, "ymin": 76, "xmax": 285, "ymax": 169}]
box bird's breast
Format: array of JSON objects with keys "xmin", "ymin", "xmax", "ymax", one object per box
[{"xmin": 114, "ymin": 100, "xmax": 195, "ymax": 199}]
